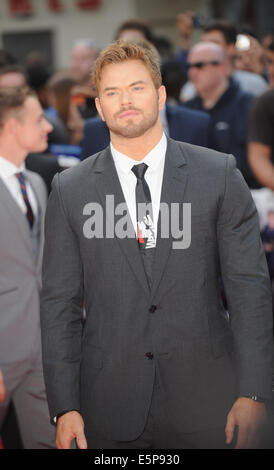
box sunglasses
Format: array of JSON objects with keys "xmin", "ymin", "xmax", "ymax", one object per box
[{"xmin": 186, "ymin": 60, "xmax": 221, "ymax": 70}]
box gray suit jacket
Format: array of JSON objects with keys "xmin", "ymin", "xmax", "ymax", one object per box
[
  {"xmin": 41, "ymin": 138, "xmax": 273, "ymax": 440},
  {"xmin": 0, "ymin": 170, "xmax": 47, "ymax": 364}
]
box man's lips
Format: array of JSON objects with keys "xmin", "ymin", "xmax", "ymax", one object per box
[{"xmin": 117, "ymin": 109, "xmax": 141, "ymax": 119}]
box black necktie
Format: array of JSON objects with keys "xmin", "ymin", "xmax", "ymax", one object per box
[
  {"xmin": 131, "ymin": 163, "xmax": 155, "ymax": 286},
  {"xmin": 15, "ymin": 172, "xmax": 34, "ymax": 228}
]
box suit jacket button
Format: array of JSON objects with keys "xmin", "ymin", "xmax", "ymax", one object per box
[
  {"xmin": 145, "ymin": 352, "xmax": 154, "ymax": 360},
  {"xmin": 149, "ymin": 305, "xmax": 157, "ymax": 313}
]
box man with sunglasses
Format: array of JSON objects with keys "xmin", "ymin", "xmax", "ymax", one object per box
[{"xmin": 184, "ymin": 42, "xmax": 258, "ymax": 189}]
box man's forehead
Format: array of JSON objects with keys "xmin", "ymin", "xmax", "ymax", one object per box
[
  {"xmin": 23, "ymin": 95, "xmax": 42, "ymax": 113},
  {"xmin": 0, "ymin": 72, "xmax": 26, "ymax": 87},
  {"xmin": 72, "ymin": 44, "xmax": 95, "ymax": 57},
  {"xmin": 202, "ymin": 30, "xmax": 226, "ymax": 45},
  {"xmin": 101, "ymin": 59, "xmax": 150, "ymax": 78},
  {"xmin": 189, "ymin": 48, "xmax": 218, "ymax": 61}
]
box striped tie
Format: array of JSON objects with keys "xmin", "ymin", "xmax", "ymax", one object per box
[{"xmin": 15, "ymin": 172, "xmax": 34, "ymax": 228}]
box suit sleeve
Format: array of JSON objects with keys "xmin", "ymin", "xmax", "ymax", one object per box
[
  {"xmin": 217, "ymin": 155, "xmax": 273, "ymax": 400},
  {"xmin": 40, "ymin": 173, "xmax": 84, "ymax": 421}
]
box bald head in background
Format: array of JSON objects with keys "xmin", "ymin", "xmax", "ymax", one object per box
[
  {"xmin": 187, "ymin": 42, "xmax": 230, "ymax": 108},
  {"xmin": 70, "ymin": 39, "xmax": 98, "ymax": 87}
]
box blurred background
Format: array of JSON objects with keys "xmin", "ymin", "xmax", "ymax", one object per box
[
  {"xmin": 1, "ymin": 0, "xmax": 274, "ymax": 449},
  {"xmin": 0, "ymin": 0, "xmax": 273, "ymax": 72}
]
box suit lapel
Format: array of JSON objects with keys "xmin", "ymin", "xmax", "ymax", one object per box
[
  {"xmin": 151, "ymin": 138, "xmax": 188, "ymax": 300},
  {"xmin": 0, "ymin": 177, "xmax": 34, "ymax": 258},
  {"xmin": 91, "ymin": 147, "xmax": 151, "ymax": 298},
  {"xmin": 25, "ymin": 170, "xmax": 46, "ymax": 276}
]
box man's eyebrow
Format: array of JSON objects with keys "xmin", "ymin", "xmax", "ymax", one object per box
[
  {"xmin": 130, "ymin": 80, "xmax": 146, "ymax": 86},
  {"xmin": 103, "ymin": 86, "xmax": 118, "ymax": 92},
  {"xmin": 102, "ymin": 80, "xmax": 147, "ymax": 93}
]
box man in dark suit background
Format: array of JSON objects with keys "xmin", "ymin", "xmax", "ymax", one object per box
[
  {"xmin": 80, "ymin": 102, "xmax": 211, "ymax": 160},
  {"xmin": 41, "ymin": 40, "xmax": 273, "ymax": 450}
]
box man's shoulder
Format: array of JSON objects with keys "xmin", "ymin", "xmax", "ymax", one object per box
[
  {"xmin": 230, "ymin": 79, "xmax": 254, "ymax": 105},
  {"xmin": 251, "ymin": 87, "xmax": 274, "ymax": 110},
  {"xmin": 169, "ymin": 138, "xmax": 232, "ymax": 171},
  {"xmin": 84, "ymin": 116, "xmax": 108, "ymax": 132},
  {"xmin": 167, "ymin": 103, "xmax": 210, "ymax": 124},
  {"xmin": 25, "ymin": 167, "xmax": 46, "ymax": 188},
  {"xmin": 55, "ymin": 148, "xmax": 108, "ymax": 187},
  {"xmin": 182, "ymin": 96, "xmax": 201, "ymax": 110}
]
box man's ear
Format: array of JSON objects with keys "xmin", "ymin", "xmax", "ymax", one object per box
[
  {"xmin": 95, "ymin": 97, "xmax": 106, "ymax": 122},
  {"xmin": 5, "ymin": 117, "xmax": 20, "ymax": 136},
  {"xmin": 158, "ymin": 85, "xmax": 167, "ymax": 111}
]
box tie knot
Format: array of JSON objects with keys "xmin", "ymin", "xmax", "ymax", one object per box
[
  {"xmin": 131, "ymin": 163, "xmax": 148, "ymax": 180},
  {"xmin": 15, "ymin": 172, "xmax": 25, "ymax": 184}
]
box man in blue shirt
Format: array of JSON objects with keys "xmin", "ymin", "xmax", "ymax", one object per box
[{"xmin": 184, "ymin": 41, "xmax": 258, "ymax": 189}]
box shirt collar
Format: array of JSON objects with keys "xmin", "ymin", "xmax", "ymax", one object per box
[
  {"xmin": 0, "ymin": 156, "xmax": 25, "ymax": 180},
  {"xmin": 110, "ymin": 132, "xmax": 167, "ymax": 176}
]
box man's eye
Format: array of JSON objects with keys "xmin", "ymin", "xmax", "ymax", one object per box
[
  {"xmin": 132, "ymin": 86, "xmax": 143, "ymax": 91},
  {"xmin": 107, "ymin": 91, "xmax": 117, "ymax": 96}
]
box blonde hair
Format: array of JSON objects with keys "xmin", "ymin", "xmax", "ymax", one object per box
[{"xmin": 92, "ymin": 40, "xmax": 162, "ymax": 94}]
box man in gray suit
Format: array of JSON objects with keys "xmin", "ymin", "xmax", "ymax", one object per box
[
  {"xmin": 41, "ymin": 41, "xmax": 273, "ymax": 449},
  {"xmin": 0, "ymin": 87, "xmax": 56, "ymax": 448}
]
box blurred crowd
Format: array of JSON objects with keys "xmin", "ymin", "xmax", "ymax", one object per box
[
  {"xmin": 0, "ymin": 9, "xmax": 274, "ymax": 448},
  {"xmin": 1, "ymin": 13, "xmax": 273, "ymax": 282}
]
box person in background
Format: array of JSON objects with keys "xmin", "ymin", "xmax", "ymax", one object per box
[
  {"xmin": 47, "ymin": 71, "xmax": 86, "ymax": 146},
  {"xmin": 0, "ymin": 62, "xmax": 63, "ymax": 194},
  {"xmin": 184, "ymin": 41, "xmax": 257, "ymax": 189},
  {"xmin": 177, "ymin": 16, "xmax": 268, "ymax": 101},
  {"xmin": 234, "ymin": 27, "xmax": 266, "ymax": 78},
  {"xmin": 0, "ymin": 87, "xmax": 55, "ymax": 448},
  {"xmin": 115, "ymin": 18, "xmax": 155, "ymax": 44},
  {"xmin": 26, "ymin": 62, "xmax": 70, "ymax": 146},
  {"xmin": 247, "ymin": 88, "xmax": 274, "ymax": 191},
  {"xmin": 264, "ymin": 40, "xmax": 274, "ymax": 88},
  {"xmin": 69, "ymin": 39, "xmax": 98, "ymax": 119}
]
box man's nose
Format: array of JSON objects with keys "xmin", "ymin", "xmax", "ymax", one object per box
[
  {"xmin": 120, "ymin": 89, "xmax": 132, "ymax": 106},
  {"xmin": 45, "ymin": 119, "xmax": 53, "ymax": 134}
]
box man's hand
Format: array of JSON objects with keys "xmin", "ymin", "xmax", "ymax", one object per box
[
  {"xmin": 225, "ymin": 397, "xmax": 267, "ymax": 448},
  {"xmin": 0, "ymin": 369, "xmax": 5, "ymax": 403},
  {"xmin": 56, "ymin": 410, "xmax": 88, "ymax": 449}
]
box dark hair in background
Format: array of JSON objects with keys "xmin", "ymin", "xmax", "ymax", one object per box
[
  {"xmin": 47, "ymin": 73, "xmax": 77, "ymax": 126},
  {"xmin": 202, "ymin": 20, "xmax": 237, "ymax": 45},
  {"xmin": 161, "ymin": 58, "xmax": 185, "ymax": 102},
  {"xmin": 267, "ymin": 41, "xmax": 274, "ymax": 51},
  {"xmin": 237, "ymin": 24, "xmax": 260, "ymax": 41},
  {"xmin": 0, "ymin": 49, "xmax": 16, "ymax": 67},
  {"xmin": 26, "ymin": 63, "xmax": 51, "ymax": 92},
  {"xmin": 115, "ymin": 18, "xmax": 154, "ymax": 44}
]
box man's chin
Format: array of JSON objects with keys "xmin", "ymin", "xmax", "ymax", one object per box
[
  {"xmin": 109, "ymin": 121, "xmax": 157, "ymax": 139},
  {"xmin": 29, "ymin": 143, "xmax": 48, "ymax": 154}
]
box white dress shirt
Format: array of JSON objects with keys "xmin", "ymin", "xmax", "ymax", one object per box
[
  {"xmin": 110, "ymin": 132, "xmax": 167, "ymax": 241},
  {"xmin": 0, "ymin": 156, "xmax": 38, "ymax": 216}
]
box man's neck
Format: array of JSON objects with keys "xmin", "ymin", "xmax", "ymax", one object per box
[
  {"xmin": 0, "ymin": 140, "xmax": 26, "ymax": 168},
  {"xmin": 201, "ymin": 78, "xmax": 229, "ymax": 110},
  {"xmin": 110, "ymin": 124, "xmax": 164, "ymax": 161}
]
